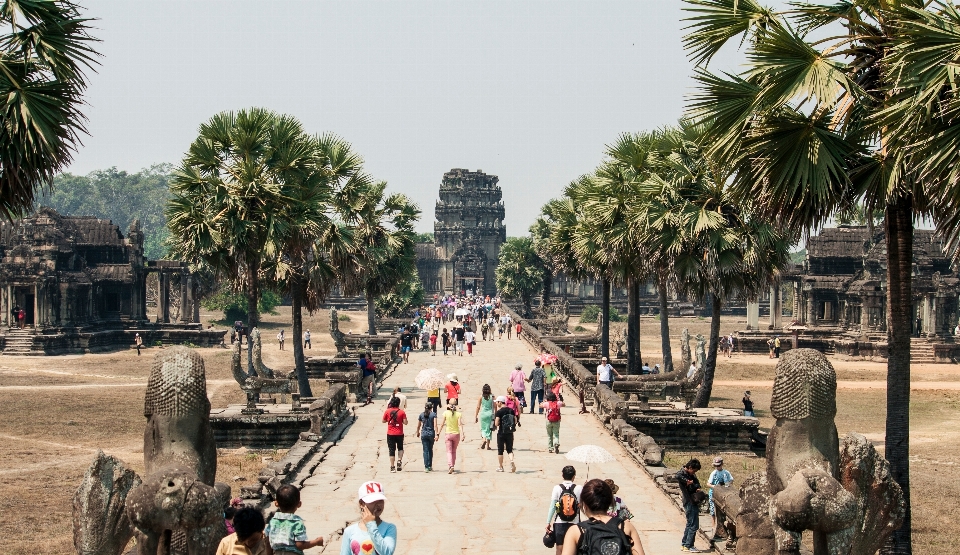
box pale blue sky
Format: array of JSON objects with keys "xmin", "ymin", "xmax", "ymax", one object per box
[{"xmin": 71, "ymin": 0, "xmax": 751, "ymax": 233}]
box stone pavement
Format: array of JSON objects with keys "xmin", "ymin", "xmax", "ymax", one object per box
[{"xmin": 298, "ymin": 336, "xmax": 708, "ymax": 554}]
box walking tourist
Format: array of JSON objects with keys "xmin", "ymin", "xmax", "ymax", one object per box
[
  {"xmin": 687, "ymin": 361, "xmax": 698, "ymax": 380},
  {"xmin": 505, "ymin": 313, "xmax": 513, "ymax": 339},
  {"xmin": 445, "ymin": 374, "xmax": 461, "ymax": 404},
  {"xmin": 493, "ymin": 396, "xmax": 517, "ymax": 472},
  {"xmin": 504, "ymin": 387, "xmax": 522, "ymax": 427},
  {"xmin": 488, "ymin": 314, "xmax": 497, "ymax": 341},
  {"xmin": 515, "ymin": 320, "xmax": 522, "ymax": 338},
  {"xmin": 441, "ymin": 328, "xmax": 451, "ymax": 355},
  {"xmin": 135, "ymin": 333, "xmax": 143, "ymax": 356},
  {"xmin": 596, "ymin": 356, "xmax": 621, "ymax": 388},
  {"xmin": 454, "ymin": 325, "xmax": 466, "ymax": 356},
  {"xmin": 341, "ymin": 481, "xmax": 397, "ymax": 555},
  {"xmin": 265, "ymin": 484, "xmax": 324, "ymax": 553},
  {"xmin": 465, "ymin": 327, "xmax": 475, "ymax": 356},
  {"xmin": 558, "ymin": 479, "xmax": 644, "ymax": 555},
  {"xmin": 676, "ymin": 458, "xmax": 705, "ymax": 552},
  {"xmin": 390, "ymin": 387, "xmax": 407, "ymax": 410},
  {"xmin": 420, "ymin": 327, "xmax": 430, "ymax": 352},
  {"xmin": 277, "ymin": 329, "xmax": 285, "ymax": 351},
  {"xmin": 603, "ymin": 479, "xmax": 634, "ymax": 521},
  {"xmin": 475, "ymin": 384, "xmax": 495, "ymax": 450},
  {"xmin": 509, "ymin": 363, "xmax": 527, "ymax": 407},
  {"xmin": 742, "ymin": 391, "xmax": 754, "ymax": 417},
  {"xmin": 541, "ymin": 390, "xmax": 564, "ymax": 453},
  {"xmin": 216, "ymin": 507, "xmax": 270, "ymax": 555},
  {"xmin": 383, "ymin": 397, "xmax": 407, "ymax": 472},
  {"xmin": 706, "ymin": 457, "xmax": 734, "ymax": 534},
  {"xmin": 774, "ymin": 335, "xmax": 782, "ymax": 358},
  {"xmin": 527, "ymin": 360, "xmax": 546, "ymax": 414},
  {"xmin": 430, "ymin": 329, "xmax": 437, "ymax": 356},
  {"xmin": 481, "ymin": 319, "xmax": 488, "ymax": 341},
  {"xmin": 546, "ymin": 465, "xmax": 582, "ymax": 555},
  {"xmin": 439, "ymin": 399, "xmax": 464, "ymax": 473},
  {"xmin": 416, "ymin": 402, "xmax": 437, "ymax": 472},
  {"xmin": 399, "ymin": 327, "xmax": 414, "ymax": 364},
  {"xmin": 303, "ymin": 329, "xmax": 311, "ymax": 349},
  {"xmin": 358, "ymin": 353, "xmax": 376, "ymax": 405}
]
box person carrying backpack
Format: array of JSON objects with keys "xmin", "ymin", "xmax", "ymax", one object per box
[
  {"xmin": 382, "ymin": 396, "xmax": 407, "ymax": 473},
  {"xmin": 546, "ymin": 465, "xmax": 583, "ymax": 555},
  {"xmin": 559, "ymin": 478, "xmax": 645, "ymax": 555},
  {"xmin": 541, "ymin": 390, "xmax": 564, "ymax": 454},
  {"xmin": 493, "ymin": 396, "xmax": 517, "ymax": 472}
]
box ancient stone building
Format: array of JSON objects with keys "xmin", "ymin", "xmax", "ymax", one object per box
[
  {"xmin": 0, "ymin": 208, "xmax": 220, "ymax": 354},
  {"xmin": 417, "ymin": 169, "xmax": 506, "ymax": 296},
  {"xmin": 789, "ymin": 226, "xmax": 960, "ymax": 337}
]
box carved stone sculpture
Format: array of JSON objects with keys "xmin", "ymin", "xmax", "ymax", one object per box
[
  {"xmin": 74, "ymin": 348, "xmax": 230, "ymax": 555},
  {"xmin": 125, "ymin": 347, "xmax": 226, "ymax": 555},
  {"xmin": 680, "ymin": 328, "xmax": 692, "ymax": 373},
  {"xmin": 73, "ymin": 451, "xmax": 141, "ymax": 555},
  {"xmin": 231, "ymin": 331, "xmax": 294, "ymax": 414},
  {"xmin": 713, "ymin": 349, "xmax": 904, "ymax": 555}
]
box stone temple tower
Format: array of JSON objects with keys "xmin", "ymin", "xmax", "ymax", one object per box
[{"xmin": 432, "ymin": 169, "xmax": 506, "ymax": 296}]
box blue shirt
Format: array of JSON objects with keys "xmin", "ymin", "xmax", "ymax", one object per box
[{"xmin": 340, "ymin": 520, "xmax": 397, "ymax": 555}]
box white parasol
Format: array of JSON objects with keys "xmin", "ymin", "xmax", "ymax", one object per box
[
  {"xmin": 415, "ymin": 368, "xmax": 447, "ymax": 391},
  {"xmin": 565, "ymin": 444, "xmax": 616, "ymax": 479},
  {"xmin": 454, "ymin": 308, "xmax": 471, "ymax": 316}
]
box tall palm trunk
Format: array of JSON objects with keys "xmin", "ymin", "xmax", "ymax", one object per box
[
  {"xmin": 541, "ymin": 270, "xmax": 553, "ymax": 307},
  {"xmin": 291, "ymin": 278, "xmax": 313, "ymax": 397},
  {"xmin": 693, "ymin": 294, "xmax": 722, "ymax": 408},
  {"xmin": 601, "ymin": 279, "xmax": 611, "ymax": 359},
  {"xmin": 366, "ymin": 292, "xmax": 377, "ymax": 336},
  {"xmin": 246, "ymin": 265, "xmax": 261, "ymax": 328},
  {"xmin": 658, "ymin": 273, "xmax": 674, "ymax": 374},
  {"xmin": 626, "ymin": 278, "xmax": 641, "ymax": 375},
  {"xmin": 883, "ymin": 197, "xmax": 913, "ymax": 555}
]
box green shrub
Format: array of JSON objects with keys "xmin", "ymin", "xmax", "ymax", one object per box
[
  {"xmin": 202, "ymin": 287, "xmax": 281, "ymax": 322},
  {"xmin": 574, "ymin": 325, "xmax": 587, "ymax": 332},
  {"xmin": 338, "ymin": 314, "xmax": 351, "ymax": 321},
  {"xmin": 580, "ymin": 305, "xmax": 601, "ymax": 323}
]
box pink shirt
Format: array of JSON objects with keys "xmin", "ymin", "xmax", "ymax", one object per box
[{"xmin": 510, "ymin": 369, "xmax": 526, "ymax": 392}]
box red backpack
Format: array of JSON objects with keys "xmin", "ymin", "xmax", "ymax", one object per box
[{"xmin": 546, "ymin": 401, "xmax": 561, "ymax": 423}]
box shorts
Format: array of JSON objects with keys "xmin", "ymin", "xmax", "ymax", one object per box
[
  {"xmin": 387, "ymin": 434, "xmax": 404, "ymax": 456},
  {"xmin": 496, "ymin": 433, "xmax": 514, "ymax": 455},
  {"xmin": 553, "ymin": 522, "xmax": 575, "ymax": 545},
  {"xmin": 427, "ymin": 396, "xmax": 441, "ymax": 411},
  {"xmin": 455, "ymin": 341, "xmax": 464, "ymax": 350},
  {"xmin": 401, "ymin": 346, "xmax": 412, "ymax": 353}
]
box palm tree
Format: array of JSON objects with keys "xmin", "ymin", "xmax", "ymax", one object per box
[
  {"xmin": 167, "ymin": 108, "xmax": 316, "ymax": 329},
  {"xmin": 681, "ymin": 2, "xmax": 957, "ymax": 549},
  {"xmin": 0, "ymin": 0, "xmax": 98, "ymax": 219},
  {"xmin": 335, "ymin": 175, "xmax": 420, "ymax": 335},
  {"xmin": 266, "ymin": 133, "xmax": 361, "ymax": 396},
  {"xmin": 529, "ymin": 215, "xmax": 554, "ymax": 306},
  {"xmin": 495, "ymin": 237, "xmax": 545, "ymax": 317}
]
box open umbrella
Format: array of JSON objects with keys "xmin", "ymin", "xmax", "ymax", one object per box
[
  {"xmin": 565, "ymin": 444, "xmax": 616, "ymax": 479},
  {"xmin": 454, "ymin": 308, "xmax": 470, "ymax": 316},
  {"xmin": 415, "ymin": 368, "xmax": 447, "ymax": 391}
]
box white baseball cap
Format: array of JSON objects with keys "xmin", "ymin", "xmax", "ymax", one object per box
[
  {"xmin": 358, "ymin": 481, "xmax": 386, "ymax": 503},
  {"xmin": 496, "ymin": 396, "xmax": 507, "ymax": 403}
]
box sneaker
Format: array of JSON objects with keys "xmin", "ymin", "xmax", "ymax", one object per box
[
  {"xmin": 510, "ymin": 462, "xmax": 516, "ymax": 473},
  {"xmin": 448, "ymin": 467, "xmax": 454, "ymax": 474},
  {"xmin": 680, "ymin": 547, "xmax": 702, "ymax": 553},
  {"xmin": 396, "ymin": 461, "xmax": 402, "ymax": 471},
  {"xmin": 390, "ymin": 465, "xmax": 395, "ymax": 473},
  {"xmin": 497, "ymin": 467, "xmax": 504, "ymax": 472}
]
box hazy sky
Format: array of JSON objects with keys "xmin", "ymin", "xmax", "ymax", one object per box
[{"xmin": 71, "ymin": 0, "xmax": 749, "ymax": 233}]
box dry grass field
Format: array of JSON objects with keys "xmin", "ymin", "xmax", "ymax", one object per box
[{"xmin": 0, "ymin": 311, "xmax": 955, "ymax": 553}]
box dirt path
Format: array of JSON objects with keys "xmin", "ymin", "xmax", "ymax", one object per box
[{"xmin": 713, "ymin": 379, "xmax": 960, "ymax": 390}]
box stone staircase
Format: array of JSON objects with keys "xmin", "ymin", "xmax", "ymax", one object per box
[
  {"xmin": 911, "ymin": 338, "xmax": 937, "ymax": 364},
  {"xmin": 2, "ymin": 328, "xmax": 36, "ymax": 355}
]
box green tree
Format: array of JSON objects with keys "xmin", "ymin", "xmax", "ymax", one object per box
[
  {"xmin": 376, "ymin": 266, "xmax": 425, "ymax": 317},
  {"xmin": 682, "ymin": 2, "xmax": 958, "ymax": 548},
  {"xmin": 167, "ymin": 108, "xmax": 319, "ymax": 329},
  {"xmin": 335, "ymin": 176, "xmax": 420, "ymax": 335},
  {"xmin": 44, "ymin": 164, "xmax": 172, "ymax": 258},
  {"xmin": 495, "ymin": 237, "xmax": 545, "ymax": 316},
  {"xmin": 0, "ymin": 0, "xmax": 98, "ymax": 219},
  {"xmin": 201, "ymin": 287, "xmax": 281, "ymax": 322}
]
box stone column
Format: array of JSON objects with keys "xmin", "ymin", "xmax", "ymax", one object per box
[
  {"xmin": 179, "ymin": 271, "xmax": 190, "ymax": 324},
  {"xmin": 746, "ymin": 301, "xmax": 760, "ymax": 330},
  {"xmin": 769, "ymin": 284, "xmax": 781, "ymax": 329},
  {"xmin": 33, "ymin": 283, "xmax": 40, "ymax": 329},
  {"xmin": 192, "ymin": 276, "xmax": 200, "ymax": 323},
  {"xmin": 1, "ymin": 286, "xmax": 7, "ymax": 327},
  {"xmin": 160, "ymin": 271, "xmax": 170, "ymax": 324},
  {"xmin": 923, "ymin": 294, "xmax": 933, "ymax": 337}
]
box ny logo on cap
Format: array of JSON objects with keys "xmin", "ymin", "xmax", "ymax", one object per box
[{"xmin": 365, "ymin": 482, "xmax": 383, "ymax": 494}]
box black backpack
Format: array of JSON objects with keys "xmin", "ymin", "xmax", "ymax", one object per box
[
  {"xmin": 576, "ymin": 517, "xmax": 633, "ymax": 555},
  {"xmin": 499, "ymin": 411, "xmax": 516, "ymax": 434}
]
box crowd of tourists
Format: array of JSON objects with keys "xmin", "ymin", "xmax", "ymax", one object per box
[{"xmin": 215, "ymin": 292, "xmax": 744, "ymax": 554}]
